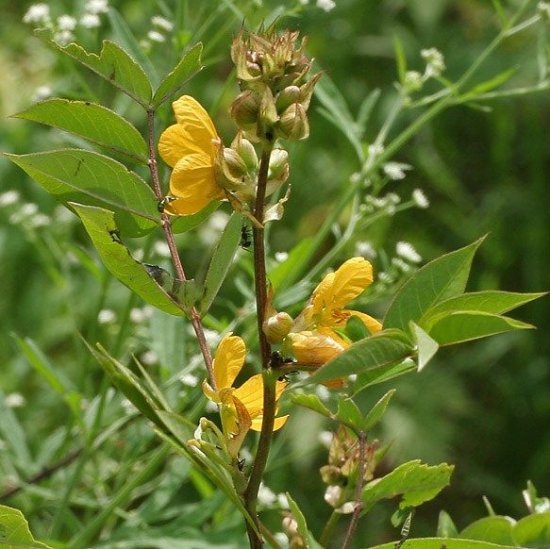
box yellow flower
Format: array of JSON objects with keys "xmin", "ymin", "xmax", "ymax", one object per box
[
  {"xmin": 286, "ymin": 257, "xmax": 382, "ymax": 366},
  {"xmin": 158, "ymin": 95, "xmax": 225, "ymax": 215},
  {"xmin": 202, "ymin": 334, "xmax": 288, "ymax": 455}
]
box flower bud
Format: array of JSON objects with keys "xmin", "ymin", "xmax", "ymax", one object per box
[
  {"xmin": 278, "ymin": 103, "xmax": 309, "ymax": 141},
  {"xmin": 276, "ymin": 85, "xmax": 301, "ymax": 112},
  {"xmin": 230, "ymin": 90, "xmax": 260, "ymax": 131},
  {"xmin": 232, "ymin": 133, "xmax": 258, "ymax": 171},
  {"xmin": 263, "ymin": 311, "xmax": 293, "ymax": 343}
]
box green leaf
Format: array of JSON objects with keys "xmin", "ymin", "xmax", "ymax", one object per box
[
  {"xmin": 0, "ymin": 505, "xmax": 52, "ymax": 548},
  {"xmin": 420, "ymin": 291, "xmax": 545, "ymax": 330},
  {"xmin": 438, "ymin": 510, "xmax": 459, "ymax": 537},
  {"xmin": 14, "ymin": 99, "xmax": 148, "ymax": 163},
  {"xmin": 199, "ymin": 213, "xmax": 242, "ymax": 315},
  {"xmin": 72, "ymin": 203, "xmax": 184, "ymax": 316},
  {"xmin": 411, "ymin": 322, "xmax": 439, "ymax": 371},
  {"xmin": 152, "ymin": 43, "xmax": 204, "ymax": 107},
  {"xmin": 171, "ymin": 201, "xmax": 221, "ymax": 234},
  {"xmin": 369, "ymin": 538, "xmax": 518, "ymax": 549},
  {"xmin": 465, "ymin": 68, "xmax": 517, "ymax": 97},
  {"xmin": 89, "ymin": 343, "xmax": 167, "ymax": 430},
  {"xmin": 291, "ymin": 394, "xmax": 333, "ymax": 419},
  {"xmin": 286, "ymin": 493, "xmax": 324, "ymax": 549},
  {"xmin": 36, "ymin": 30, "xmax": 152, "ymax": 106},
  {"xmin": 429, "ymin": 311, "xmax": 533, "ymax": 346},
  {"xmin": 346, "ymin": 315, "xmax": 371, "ymax": 342},
  {"xmin": 362, "ymin": 460, "xmax": 454, "ymax": 514},
  {"xmin": 336, "ymin": 396, "xmax": 364, "ymax": 432},
  {"xmin": 363, "ymin": 389, "xmax": 396, "ymax": 431},
  {"xmin": 459, "ymin": 517, "xmax": 516, "ymax": 545},
  {"xmin": 306, "ymin": 329, "xmax": 414, "ymax": 386},
  {"xmin": 6, "ymin": 149, "xmax": 158, "ymax": 237},
  {"xmin": 107, "ymin": 8, "xmax": 159, "ymax": 88},
  {"xmin": 384, "ymin": 238, "xmax": 485, "ymax": 333},
  {"xmin": 513, "ymin": 512, "xmax": 550, "ymax": 548},
  {"xmin": 353, "ymin": 359, "xmax": 416, "ymax": 394},
  {"xmin": 356, "ymin": 89, "xmax": 380, "ymax": 136}
]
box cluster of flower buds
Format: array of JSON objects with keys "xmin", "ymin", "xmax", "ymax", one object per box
[
  {"xmin": 230, "ymin": 28, "xmax": 321, "ymax": 143},
  {"xmin": 320, "ymin": 427, "xmax": 379, "ymax": 512},
  {"xmin": 215, "ymin": 132, "xmax": 290, "ymax": 213}
]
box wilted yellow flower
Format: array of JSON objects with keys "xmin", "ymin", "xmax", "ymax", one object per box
[
  {"xmin": 285, "ymin": 257, "xmax": 382, "ymax": 366},
  {"xmin": 158, "ymin": 95, "xmax": 225, "ymax": 215},
  {"xmin": 202, "ymin": 333, "xmax": 288, "ymax": 455}
]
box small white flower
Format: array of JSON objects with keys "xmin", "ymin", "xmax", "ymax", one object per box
[
  {"xmin": 54, "ymin": 30, "xmax": 74, "ymax": 46},
  {"xmin": 367, "ymin": 143, "xmax": 384, "ymax": 158},
  {"xmin": 57, "ymin": 15, "xmax": 77, "ymax": 30},
  {"xmin": 29, "ymin": 213, "xmax": 51, "ymax": 228},
  {"xmin": 153, "ymin": 240, "xmax": 171, "ymax": 258},
  {"xmin": 386, "ymin": 192, "xmax": 401, "ymax": 204},
  {"xmin": 20, "ymin": 203, "xmax": 39, "ymax": 216},
  {"xmin": 316, "ymin": 0, "xmax": 336, "ymax": 11},
  {"xmin": 129, "ymin": 307, "xmax": 149, "ymax": 323},
  {"xmin": 277, "ymin": 493, "xmax": 290, "ymax": 509},
  {"xmin": 355, "ymin": 240, "xmax": 377, "ymax": 259},
  {"xmin": 147, "ymin": 30, "xmax": 166, "ymax": 43},
  {"xmin": 396, "ymin": 241, "xmax": 422, "ymax": 263},
  {"xmin": 33, "ymin": 85, "xmax": 52, "ymax": 101},
  {"xmin": 23, "ymin": 4, "xmax": 50, "ymax": 24},
  {"xmin": 315, "ymin": 384, "xmax": 331, "ymax": 401},
  {"xmin": 383, "ymin": 161, "xmax": 412, "ymax": 181},
  {"xmin": 203, "ymin": 329, "xmax": 220, "ymax": 346},
  {"xmin": 205, "ymin": 400, "xmax": 218, "ymax": 413},
  {"xmin": 5, "ymin": 393, "xmax": 26, "ymax": 408},
  {"xmin": 324, "ymin": 485, "xmax": 343, "ymax": 507},
  {"xmin": 80, "ymin": 13, "xmax": 101, "ymax": 28},
  {"xmin": 349, "ymin": 172, "xmax": 362, "ymax": 184},
  {"xmin": 274, "ymin": 251, "xmax": 288, "ymax": 262},
  {"xmin": 151, "ymin": 15, "xmax": 174, "ymax": 32},
  {"xmin": 141, "ymin": 350, "xmax": 158, "ymax": 365},
  {"xmin": 85, "ymin": 0, "xmax": 109, "ymax": 14},
  {"xmin": 403, "ymin": 70, "xmax": 423, "ymax": 92},
  {"xmin": 318, "ymin": 430, "xmax": 333, "ymax": 448},
  {"xmin": 98, "ymin": 309, "xmax": 116, "ymax": 324},
  {"xmin": 338, "ymin": 501, "xmax": 356, "ymax": 514},
  {"xmin": 412, "ymin": 188, "xmax": 430, "ymax": 209},
  {"xmin": 378, "ymin": 271, "xmax": 394, "ymax": 284},
  {"xmin": 421, "ymin": 47, "xmax": 445, "ymax": 78},
  {"xmin": 258, "ymin": 483, "xmax": 277, "ymax": 506},
  {"xmin": 392, "ymin": 257, "xmax": 412, "ymax": 272},
  {"xmin": 0, "ymin": 190, "xmax": 20, "ymax": 207},
  {"xmin": 180, "ymin": 373, "xmax": 199, "ymax": 387}
]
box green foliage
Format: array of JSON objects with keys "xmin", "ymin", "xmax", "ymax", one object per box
[{"xmin": 0, "ymin": 505, "xmax": 52, "ymax": 549}]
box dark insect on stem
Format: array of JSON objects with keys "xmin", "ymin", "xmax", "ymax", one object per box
[
  {"xmin": 157, "ymin": 196, "xmax": 176, "ymax": 213},
  {"xmin": 240, "ymin": 223, "xmax": 253, "ymax": 250}
]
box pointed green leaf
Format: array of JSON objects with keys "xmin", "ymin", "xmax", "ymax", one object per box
[
  {"xmin": 438, "ymin": 510, "xmax": 459, "ymax": 538},
  {"xmin": 336, "ymin": 396, "xmax": 364, "ymax": 431},
  {"xmin": 513, "ymin": 512, "xmax": 550, "ymax": 548},
  {"xmin": 171, "ymin": 201, "xmax": 221, "ymax": 234},
  {"xmin": 152, "ymin": 43, "xmax": 204, "ymax": 107},
  {"xmin": 36, "ymin": 30, "xmax": 152, "ymax": 106},
  {"xmin": 90, "ymin": 343, "xmax": 167, "ymax": 429},
  {"xmin": 363, "ymin": 389, "xmax": 396, "ymax": 431},
  {"xmin": 384, "ymin": 238, "xmax": 485, "ymax": 332},
  {"xmin": 0, "ymin": 505, "xmax": 52, "ymax": 548},
  {"xmin": 362, "ymin": 460, "xmax": 454, "ymax": 514},
  {"xmin": 6, "ymin": 149, "xmax": 158, "ymax": 237},
  {"xmin": 411, "ymin": 322, "xmax": 439, "ymax": 371},
  {"xmin": 307, "ymin": 329, "xmax": 414, "ymax": 386},
  {"xmin": 291, "ymin": 394, "xmax": 333, "ymax": 419},
  {"xmin": 393, "ymin": 36, "xmax": 408, "ymax": 84},
  {"xmin": 465, "ymin": 68, "xmax": 517, "ymax": 97},
  {"xmin": 14, "ymin": 99, "xmax": 148, "ymax": 163},
  {"xmin": 429, "ymin": 311, "xmax": 533, "ymax": 346},
  {"xmin": 199, "ymin": 213, "xmax": 242, "ymax": 315},
  {"xmin": 459, "ymin": 517, "xmax": 516, "ymax": 545},
  {"xmin": 72, "ymin": 203, "xmax": 184, "ymax": 316},
  {"xmin": 353, "ymin": 359, "xmax": 416, "ymax": 395},
  {"xmin": 286, "ymin": 493, "xmax": 324, "ymax": 549},
  {"xmin": 420, "ymin": 291, "xmax": 546, "ymax": 330},
  {"xmin": 346, "ymin": 315, "xmax": 370, "ymax": 342},
  {"xmin": 107, "ymin": 8, "xmax": 158, "ymax": 87},
  {"xmin": 370, "ymin": 538, "xmax": 518, "ymax": 549},
  {"xmin": 356, "ymin": 89, "xmax": 380, "ymax": 135}
]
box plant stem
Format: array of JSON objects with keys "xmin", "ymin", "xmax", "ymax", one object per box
[
  {"xmin": 320, "ymin": 511, "xmax": 342, "ymax": 547},
  {"xmin": 243, "ymin": 145, "xmax": 275, "ymax": 548},
  {"xmin": 342, "ymin": 431, "xmax": 368, "ymax": 549},
  {"xmin": 146, "ymin": 109, "xmax": 216, "ymax": 388}
]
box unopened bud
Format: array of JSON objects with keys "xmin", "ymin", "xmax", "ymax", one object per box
[
  {"xmin": 258, "ymin": 87, "xmax": 279, "ymax": 141},
  {"xmin": 276, "ymin": 85, "xmax": 301, "ymax": 112},
  {"xmin": 324, "ymin": 485, "xmax": 344, "ymax": 508},
  {"xmin": 230, "ymin": 90, "xmax": 260, "ymax": 130},
  {"xmin": 263, "ymin": 311, "xmax": 293, "ymax": 343},
  {"xmin": 282, "ymin": 515, "xmax": 299, "ymax": 537},
  {"xmin": 232, "ymin": 133, "xmax": 258, "ymax": 171},
  {"xmin": 278, "ymin": 103, "xmax": 309, "ymax": 140},
  {"xmin": 268, "ymin": 149, "xmax": 289, "ymax": 180}
]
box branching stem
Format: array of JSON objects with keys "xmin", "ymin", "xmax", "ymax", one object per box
[{"xmin": 146, "ymin": 109, "xmax": 215, "ymax": 388}]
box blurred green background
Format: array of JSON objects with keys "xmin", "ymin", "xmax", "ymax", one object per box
[{"xmin": 1, "ymin": 0, "xmax": 548, "ymax": 547}]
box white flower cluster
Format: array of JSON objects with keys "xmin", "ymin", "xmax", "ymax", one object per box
[
  {"xmin": 144, "ymin": 15, "xmax": 175, "ymax": 46},
  {"xmin": 3, "ymin": 197, "xmax": 52, "ymax": 229},
  {"xmin": 402, "ymin": 47, "xmax": 446, "ymax": 94},
  {"xmin": 361, "ymin": 192, "xmax": 401, "ymax": 216},
  {"xmin": 23, "ymin": 0, "xmax": 110, "ymax": 44},
  {"xmin": 299, "ymin": 0, "xmax": 336, "ymax": 11}
]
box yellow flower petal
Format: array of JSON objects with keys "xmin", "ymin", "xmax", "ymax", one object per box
[
  {"xmin": 250, "ymin": 414, "xmax": 289, "ymax": 432},
  {"xmin": 346, "ymin": 310, "xmax": 383, "ymax": 334},
  {"xmin": 158, "ymin": 124, "xmax": 192, "ymax": 168},
  {"xmin": 233, "ymin": 374, "xmax": 287, "ymax": 419},
  {"xmin": 165, "ymin": 153, "xmax": 225, "ymax": 215},
  {"xmin": 312, "ymin": 257, "xmax": 373, "ymax": 318},
  {"xmin": 287, "ymin": 331, "xmax": 346, "ymax": 365},
  {"xmin": 212, "ymin": 334, "xmax": 246, "ymax": 390},
  {"xmin": 172, "ymin": 95, "xmax": 217, "ymax": 148}
]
